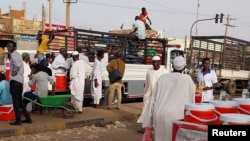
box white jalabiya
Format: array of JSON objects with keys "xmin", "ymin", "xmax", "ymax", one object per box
[
  {"xmin": 137, "ymin": 66, "xmax": 167, "ymax": 123},
  {"xmin": 70, "ymin": 59, "xmax": 92, "ymax": 112},
  {"xmin": 91, "ymin": 53, "xmax": 108, "ymax": 104},
  {"xmin": 22, "ymin": 61, "xmax": 32, "ymax": 112},
  {"xmin": 51, "ymin": 53, "xmax": 67, "ymax": 74},
  {"xmin": 22, "ymin": 61, "xmax": 31, "ymax": 94},
  {"xmin": 143, "ymin": 72, "xmax": 196, "ymax": 141}
]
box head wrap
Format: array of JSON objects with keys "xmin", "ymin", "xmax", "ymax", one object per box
[
  {"xmin": 72, "ymin": 51, "xmax": 79, "ymax": 56},
  {"xmin": 152, "ymin": 56, "xmax": 160, "ymax": 61},
  {"xmin": 173, "ymin": 56, "xmax": 186, "ymax": 70},
  {"xmin": 22, "ymin": 52, "xmax": 28, "ymax": 58}
]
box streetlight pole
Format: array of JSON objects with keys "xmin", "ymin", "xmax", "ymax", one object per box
[{"xmin": 189, "ymin": 18, "xmax": 215, "ymax": 49}]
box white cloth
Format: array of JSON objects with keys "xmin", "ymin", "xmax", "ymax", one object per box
[
  {"xmin": 79, "ymin": 53, "xmax": 90, "ymax": 64},
  {"xmin": 22, "ymin": 61, "xmax": 31, "ymax": 94},
  {"xmin": 91, "ymin": 58, "xmax": 103, "ymax": 104},
  {"xmin": 91, "ymin": 53, "xmax": 108, "ymax": 104},
  {"xmin": 137, "ymin": 66, "xmax": 167, "ymax": 123},
  {"xmin": 197, "ymin": 69, "xmax": 218, "ymax": 102},
  {"xmin": 70, "ymin": 60, "xmax": 92, "ymax": 112},
  {"xmin": 143, "ymin": 72, "xmax": 196, "ymax": 141},
  {"xmin": 22, "ymin": 61, "xmax": 32, "ymax": 112},
  {"xmin": 173, "ymin": 56, "xmax": 186, "ymax": 70},
  {"xmin": 48, "ymin": 63, "xmax": 54, "ymax": 90},
  {"xmin": 152, "ymin": 56, "xmax": 160, "ymax": 61},
  {"xmin": 51, "ymin": 53, "xmax": 67, "ymax": 74},
  {"xmin": 72, "ymin": 51, "xmax": 79, "ymax": 55}
]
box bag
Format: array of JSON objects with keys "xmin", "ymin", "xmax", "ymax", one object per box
[
  {"xmin": 109, "ymin": 59, "xmax": 122, "ymax": 84},
  {"xmin": 109, "ymin": 69, "xmax": 122, "ymax": 84},
  {"xmin": 142, "ymin": 127, "xmax": 153, "ymax": 141}
]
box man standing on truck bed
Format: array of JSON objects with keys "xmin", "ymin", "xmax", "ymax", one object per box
[
  {"xmin": 36, "ymin": 31, "xmax": 54, "ymax": 64},
  {"xmin": 139, "ymin": 7, "xmax": 152, "ymax": 30},
  {"xmin": 197, "ymin": 58, "xmax": 220, "ymax": 102}
]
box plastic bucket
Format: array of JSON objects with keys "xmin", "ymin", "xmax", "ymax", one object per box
[
  {"xmin": 220, "ymin": 113, "xmax": 250, "ymax": 125},
  {"xmin": 184, "ymin": 103, "xmax": 217, "ymax": 125},
  {"xmin": 55, "ymin": 73, "xmax": 67, "ymax": 90},
  {"xmin": 209, "ymin": 100, "xmax": 238, "ymax": 124},
  {"xmin": 5, "ymin": 70, "xmax": 10, "ymax": 81},
  {"xmin": 232, "ymin": 98, "xmax": 250, "ymax": 115}
]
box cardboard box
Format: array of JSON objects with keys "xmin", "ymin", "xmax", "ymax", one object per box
[{"xmin": 0, "ymin": 105, "xmax": 15, "ymax": 121}]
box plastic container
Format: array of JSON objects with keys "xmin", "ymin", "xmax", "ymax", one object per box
[
  {"xmin": 232, "ymin": 98, "xmax": 250, "ymax": 115},
  {"xmin": 184, "ymin": 103, "xmax": 217, "ymax": 125},
  {"xmin": 220, "ymin": 113, "xmax": 250, "ymax": 125},
  {"xmin": 55, "ymin": 73, "xmax": 67, "ymax": 90},
  {"xmin": 0, "ymin": 105, "xmax": 15, "ymax": 121},
  {"xmin": 209, "ymin": 100, "xmax": 238, "ymax": 124}
]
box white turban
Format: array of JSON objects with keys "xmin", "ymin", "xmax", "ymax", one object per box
[
  {"xmin": 72, "ymin": 51, "xmax": 79, "ymax": 56},
  {"xmin": 173, "ymin": 56, "xmax": 186, "ymax": 70},
  {"xmin": 152, "ymin": 56, "xmax": 160, "ymax": 61}
]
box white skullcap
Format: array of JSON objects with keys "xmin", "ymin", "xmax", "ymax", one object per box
[
  {"xmin": 173, "ymin": 56, "xmax": 186, "ymax": 70},
  {"xmin": 152, "ymin": 56, "xmax": 160, "ymax": 61},
  {"xmin": 72, "ymin": 51, "xmax": 79, "ymax": 56}
]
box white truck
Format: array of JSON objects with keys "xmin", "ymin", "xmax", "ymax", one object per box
[
  {"xmin": 0, "ymin": 28, "xmax": 183, "ymax": 100},
  {"xmin": 187, "ymin": 36, "xmax": 250, "ymax": 94}
]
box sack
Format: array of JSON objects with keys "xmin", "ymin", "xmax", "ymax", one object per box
[{"xmin": 109, "ymin": 69, "xmax": 122, "ymax": 84}]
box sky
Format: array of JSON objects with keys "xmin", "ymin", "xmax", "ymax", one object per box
[{"xmin": 1, "ymin": 0, "xmax": 250, "ymax": 41}]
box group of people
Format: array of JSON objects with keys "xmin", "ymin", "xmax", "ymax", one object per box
[
  {"xmin": 3, "ymin": 36, "xmax": 127, "ymax": 125},
  {"xmin": 136, "ymin": 55, "xmax": 220, "ymax": 141}
]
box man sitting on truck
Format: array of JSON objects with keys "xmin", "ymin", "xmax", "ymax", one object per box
[{"xmin": 131, "ymin": 16, "xmax": 146, "ymax": 41}]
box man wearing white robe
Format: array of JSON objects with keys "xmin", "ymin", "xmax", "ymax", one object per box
[
  {"xmin": 137, "ymin": 56, "xmax": 167, "ymax": 124},
  {"xmin": 70, "ymin": 51, "xmax": 92, "ymax": 112},
  {"xmin": 22, "ymin": 52, "xmax": 32, "ymax": 112},
  {"xmin": 91, "ymin": 50, "xmax": 109, "ymax": 108},
  {"xmin": 143, "ymin": 56, "xmax": 196, "ymax": 141},
  {"xmin": 51, "ymin": 48, "xmax": 67, "ymax": 75}
]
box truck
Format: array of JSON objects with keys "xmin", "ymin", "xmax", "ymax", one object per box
[
  {"xmin": 48, "ymin": 28, "xmax": 183, "ymax": 99},
  {"xmin": 186, "ymin": 35, "xmax": 250, "ymax": 94}
]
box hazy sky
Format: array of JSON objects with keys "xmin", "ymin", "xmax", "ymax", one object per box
[{"xmin": 1, "ymin": 0, "xmax": 250, "ymax": 41}]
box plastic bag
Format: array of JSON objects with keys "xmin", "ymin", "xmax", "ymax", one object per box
[{"xmin": 142, "ymin": 127, "xmax": 153, "ymax": 141}]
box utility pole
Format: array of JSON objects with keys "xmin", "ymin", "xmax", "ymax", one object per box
[
  {"xmin": 195, "ymin": 0, "xmax": 200, "ymax": 36},
  {"xmin": 66, "ymin": 0, "xmax": 71, "ymax": 28},
  {"xmin": 49, "ymin": 0, "xmax": 53, "ymax": 30},
  {"xmin": 222, "ymin": 15, "xmax": 235, "ymax": 69},
  {"xmin": 42, "ymin": 4, "xmax": 46, "ymax": 31}
]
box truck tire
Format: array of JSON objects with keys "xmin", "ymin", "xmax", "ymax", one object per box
[{"xmin": 226, "ymin": 81, "xmax": 236, "ymax": 94}]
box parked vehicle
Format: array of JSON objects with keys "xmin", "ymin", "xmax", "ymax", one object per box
[{"xmin": 187, "ymin": 36, "xmax": 250, "ymax": 94}]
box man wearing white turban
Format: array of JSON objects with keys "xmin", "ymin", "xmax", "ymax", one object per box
[
  {"xmin": 70, "ymin": 51, "xmax": 92, "ymax": 112},
  {"xmin": 137, "ymin": 56, "xmax": 167, "ymax": 132},
  {"xmin": 143, "ymin": 56, "xmax": 196, "ymax": 141}
]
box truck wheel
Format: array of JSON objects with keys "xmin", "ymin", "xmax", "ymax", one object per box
[{"xmin": 226, "ymin": 81, "xmax": 236, "ymax": 94}]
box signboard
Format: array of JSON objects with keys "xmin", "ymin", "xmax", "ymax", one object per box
[
  {"xmin": 12, "ymin": 19, "xmax": 42, "ymax": 35},
  {"xmin": 45, "ymin": 23, "xmax": 75, "ymax": 51}
]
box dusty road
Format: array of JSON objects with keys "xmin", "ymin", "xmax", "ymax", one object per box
[{"xmin": 0, "ymin": 120, "xmax": 143, "ymax": 141}]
